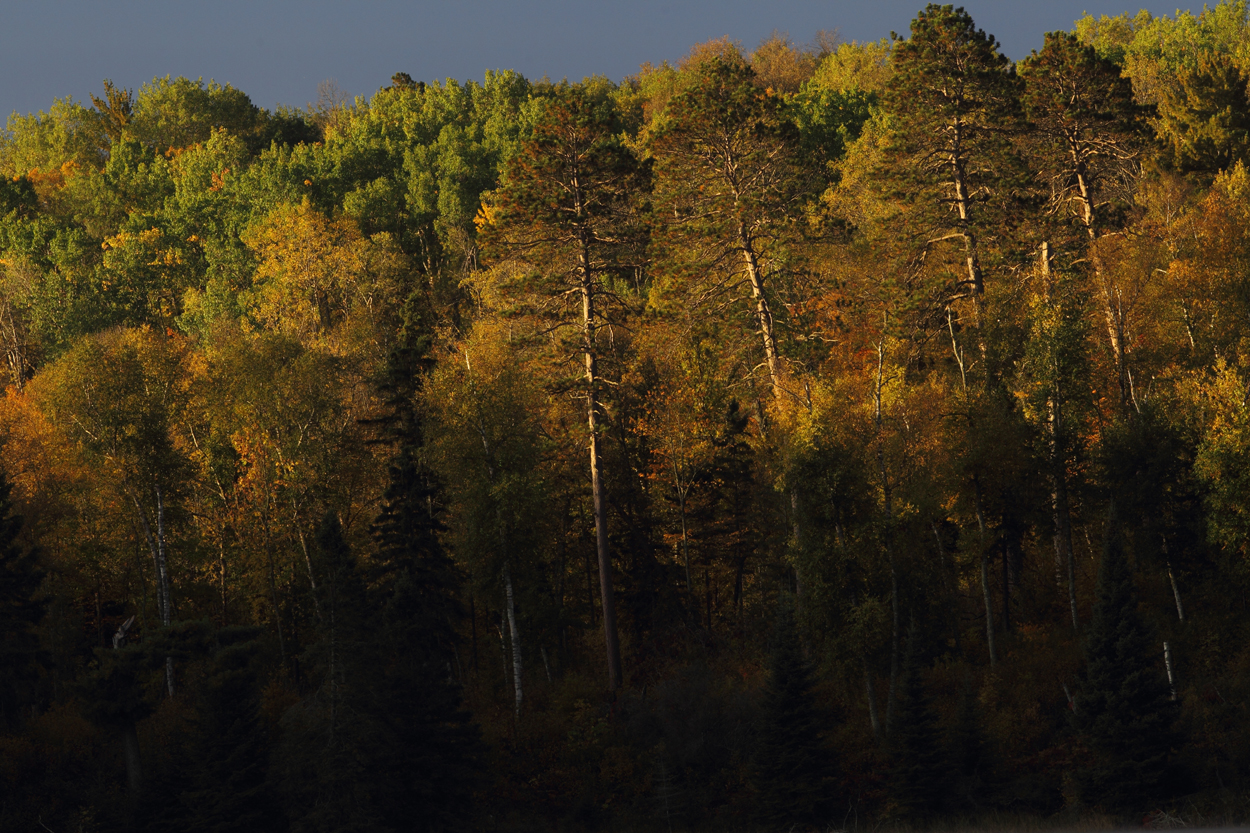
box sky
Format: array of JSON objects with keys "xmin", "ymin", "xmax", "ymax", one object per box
[{"xmin": 0, "ymin": 1, "xmax": 1182, "ymax": 120}]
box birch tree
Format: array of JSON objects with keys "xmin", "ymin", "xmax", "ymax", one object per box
[{"xmin": 33, "ymin": 326, "xmax": 192, "ymax": 695}]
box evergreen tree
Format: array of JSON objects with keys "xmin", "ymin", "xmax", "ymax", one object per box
[
  {"xmin": 482, "ymin": 82, "xmax": 649, "ymax": 691},
  {"xmin": 1072, "ymin": 511, "xmax": 1184, "ymax": 813},
  {"xmin": 881, "ymin": 3, "xmax": 1024, "ymax": 308},
  {"xmin": 754, "ymin": 596, "xmax": 827, "ymax": 826},
  {"xmin": 947, "ymin": 671, "xmax": 995, "ymax": 812},
  {"xmin": 274, "ymin": 514, "xmax": 382, "ymax": 833},
  {"xmin": 0, "ymin": 465, "xmax": 45, "ymax": 732},
  {"xmin": 888, "ymin": 625, "xmax": 946, "ymax": 821},
  {"xmin": 179, "ymin": 627, "xmax": 282, "ymax": 833}
]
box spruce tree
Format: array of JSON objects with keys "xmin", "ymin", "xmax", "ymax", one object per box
[
  {"xmin": 179, "ymin": 628, "xmax": 281, "ymax": 833},
  {"xmin": 888, "ymin": 625, "xmax": 946, "ymax": 821},
  {"xmin": 0, "ymin": 464, "xmax": 45, "ymax": 733},
  {"xmin": 1072, "ymin": 513, "xmax": 1184, "ymax": 813},
  {"xmin": 754, "ymin": 596, "xmax": 827, "ymax": 827}
]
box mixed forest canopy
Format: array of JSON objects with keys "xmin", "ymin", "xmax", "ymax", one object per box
[{"xmin": 4, "ymin": 2, "xmax": 1250, "ymax": 829}]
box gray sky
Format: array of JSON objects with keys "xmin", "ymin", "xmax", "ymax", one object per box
[{"xmin": 1, "ymin": 1, "xmax": 1177, "ymax": 120}]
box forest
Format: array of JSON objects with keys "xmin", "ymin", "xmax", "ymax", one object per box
[{"xmin": 3, "ymin": 2, "xmax": 1250, "ymax": 830}]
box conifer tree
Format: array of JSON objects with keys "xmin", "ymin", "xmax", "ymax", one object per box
[
  {"xmin": 179, "ymin": 628, "xmax": 281, "ymax": 833},
  {"xmin": 482, "ymin": 83, "xmax": 649, "ymax": 691},
  {"xmin": 1072, "ymin": 512, "xmax": 1184, "ymax": 813},
  {"xmin": 888, "ymin": 624, "xmax": 946, "ymax": 821},
  {"xmin": 881, "ymin": 3, "xmax": 1023, "ymax": 314},
  {"xmin": 754, "ymin": 596, "xmax": 827, "ymax": 826}
]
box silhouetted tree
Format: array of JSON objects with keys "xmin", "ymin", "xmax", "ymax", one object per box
[
  {"xmin": 754, "ymin": 596, "xmax": 827, "ymax": 826},
  {"xmin": 1072, "ymin": 510, "xmax": 1185, "ymax": 813}
]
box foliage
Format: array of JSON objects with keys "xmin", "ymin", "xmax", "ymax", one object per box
[{"xmin": 7, "ymin": 8, "xmax": 1250, "ymax": 829}]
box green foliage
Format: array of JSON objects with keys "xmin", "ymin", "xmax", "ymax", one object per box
[
  {"xmin": 1157, "ymin": 52, "xmax": 1250, "ymax": 172},
  {"xmin": 1019, "ymin": 31, "xmax": 1145, "ymax": 234},
  {"xmin": 12, "ymin": 17, "xmax": 1250, "ymax": 832},
  {"xmin": 129, "ymin": 76, "xmax": 262, "ymax": 152}
]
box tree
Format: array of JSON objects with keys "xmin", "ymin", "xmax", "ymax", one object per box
[
  {"xmin": 888, "ymin": 625, "xmax": 946, "ymax": 821},
  {"xmin": 878, "ymin": 5, "xmax": 1026, "ymax": 665},
  {"xmin": 1072, "ymin": 510, "xmax": 1184, "ymax": 813},
  {"xmin": 880, "ymin": 3, "xmax": 1022, "ymax": 333},
  {"xmin": 129, "ymin": 76, "xmax": 262, "ymax": 153},
  {"xmin": 33, "ymin": 326, "xmax": 193, "ymax": 696},
  {"xmin": 648, "ymin": 53, "xmax": 810, "ymax": 401},
  {"xmin": 0, "ymin": 463, "xmax": 45, "ymax": 732},
  {"xmin": 425, "ymin": 319, "xmax": 551, "ymax": 715},
  {"xmin": 482, "ymin": 83, "xmax": 649, "ymax": 692},
  {"xmin": 1019, "ymin": 32, "xmax": 1147, "ymax": 411},
  {"xmin": 754, "ymin": 596, "xmax": 827, "ymax": 826},
  {"xmin": 178, "ymin": 627, "xmax": 282, "ymax": 833},
  {"xmin": 1157, "ymin": 53, "xmax": 1250, "ymax": 174}
]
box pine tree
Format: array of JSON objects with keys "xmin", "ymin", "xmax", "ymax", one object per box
[
  {"xmin": 482, "ymin": 83, "xmax": 649, "ymax": 691},
  {"xmin": 0, "ymin": 465, "xmax": 45, "ymax": 732},
  {"xmin": 1072, "ymin": 512, "xmax": 1184, "ymax": 813},
  {"xmin": 888, "ymin": 625, "xmax": 946, "ymax": 821},
  {"xmin": 881, "ymin": 3, "xmax": 1024, "ymax": 308},
  {"xmin": 754, "ymin": 596, "xmax": 827, "ymax": 826}
]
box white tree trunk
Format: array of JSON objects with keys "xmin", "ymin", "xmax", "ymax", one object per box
[{"xmin": 503, "ymin": 562, "xmax": 523, "ymax": 718}]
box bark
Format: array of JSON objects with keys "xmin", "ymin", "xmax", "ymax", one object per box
[
  {"xmin": 122, "ymin": 721, "xmax": 143, "ymax": 800},
  {"xmin": 262, "ymin": 522, "xmax": 287, "ymax": 669},
  {"xmin": 1001, "ymin": 540, "xmax": 1011, "ymax": 633},
  {"xmin": 739, "ymin": 222, "xmax": 809, "ymax": 603},
  {"xmin": 876, "ymin": 336, "xmax": 901, "ymax": 731},
  {"xmin": 1043, "ymin": 242, "xmax": 1080, "ymax": 631},
  {"xmin": 132, "ymin": 485, "xmax": 174, "ymax": 696},
  {"xmin": 739, "ymin": 230, "xmax": 781, "ymax": 391},
  {"xmin": 470, "ymin": 592, "xmax": 479, "ymax": 676},
  {"xmin": 1072, "ymin": 147, "xmax": 1131, "ymax": 411},
  {"xmin": 296, "ymin": 526, "xmax": 323, "ymax": 624},
  {"xmin": 503, "ymin": 561, "xmax": 523, "ymax": 718},
  {"xmin": 541, "ymin": 645, "xmax": 553, "ymax": 684},
  {"xmin": 1164, "ymin": 641, "xmax": 1177, "ymax": 700},
  {"xmin": 679, "ymin": 493, "xmax": 692, "ymax": 592},
  {"xmin": 0, "ymin": 295, "xmax": 29, "ymax": 390},
  {"xmin": 973, "ymin": 478, "xmax": 996, "ymax": 666},
  {"xmin": 1167, "ymin": 560, "xmax": 1186, "ymax": 623},
  {"xmin": 866, "ymin": 668, "xmax": 881, "ymax": 741},
  {"xmin": 579, "ymin": 218, "xmax": 622, "ymax": 691}
]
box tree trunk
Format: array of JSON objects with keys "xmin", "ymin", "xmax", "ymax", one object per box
[
  {"xmin": 740, "ymin": 223, "xmax": 810, "ymax": 604},
  {"xmin": 579, "ymin": 224, "xmax": 622, "ymax": 692},
  {"xmin": 133, "ymin": 486, "xmax": 174, "ymax": 697},
  {"xmin": 1049, "ymin": 397, "xmax": 1079, "ymax": 632},
  {"xmin": 679, "ymin": 493, "xmax": 692, "ymax": 592},
  {"xmin": 503, "ymin": 561, "xmax": 523, "ymax": 718},
  {"xmin": 932, "ymin": 523, "xmax": 963, "ymax": 656},
  {"xmin": 739, "ymin": 229, "xmax": 781, "ymax": 392},
  {"xmin": 122, "ymin": 720, "xmax": 142, "ymax": 800},
  {"xmin": 297, "ymin": 526, "xmax": 323, "ymax": 624},
  {"xmin": 973, "ymin": 479, "xmax": 996, "ymax": 666},
  {"xmin": 876, "ymin": 336, "xmax": 901, "ymax": 731},
  {"xmin": 865, "ymin": 668, "xmax": 881, "ymax": 741}
]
